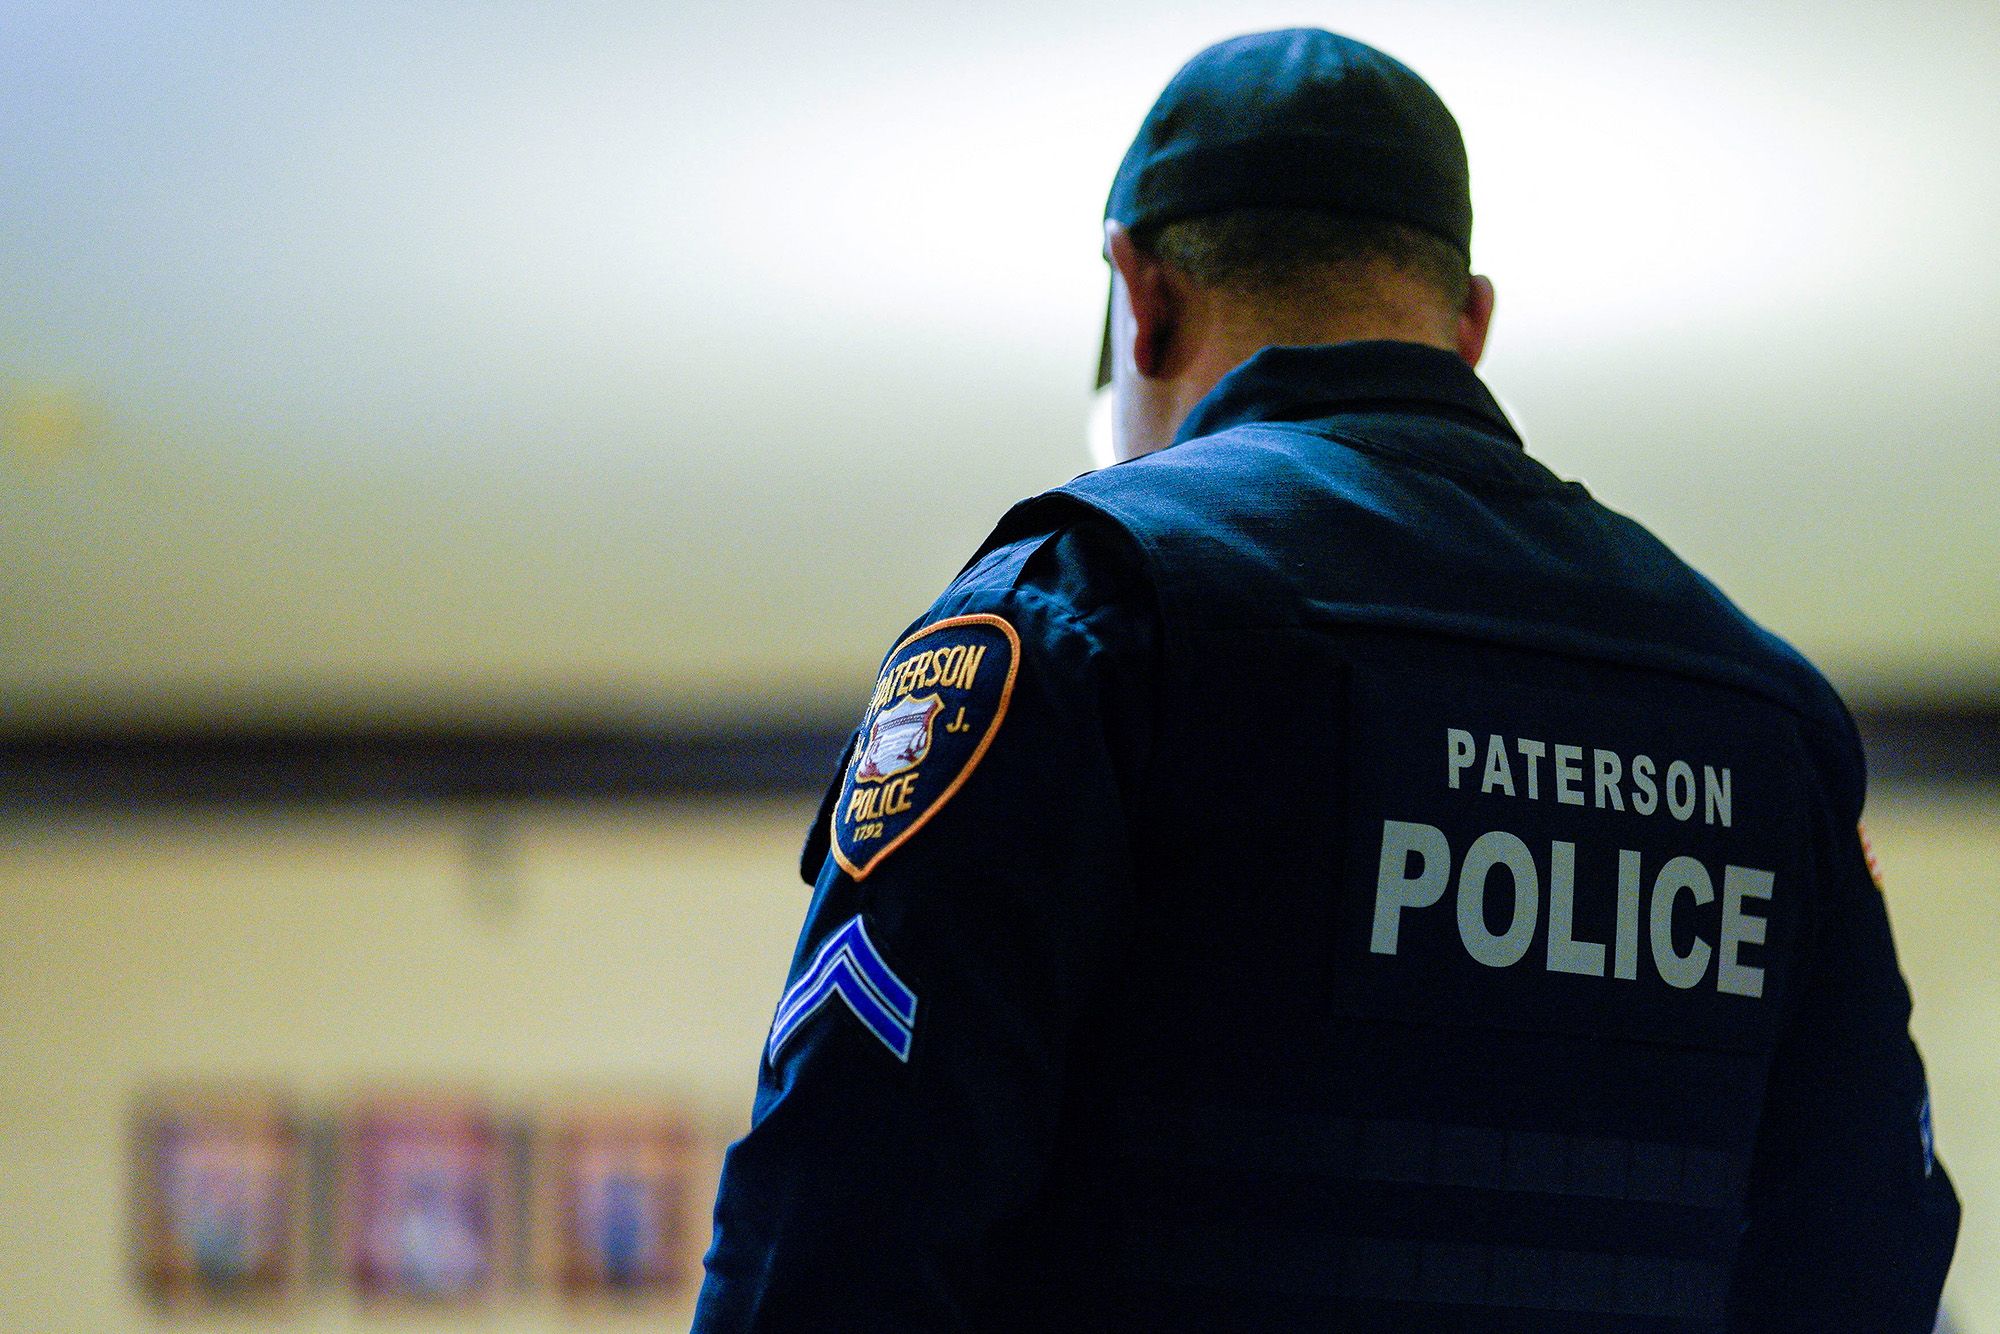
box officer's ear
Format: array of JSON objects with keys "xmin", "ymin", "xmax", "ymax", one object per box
[
  {"xmin": 1456, "ymin": 274, "xmax": 1496, "ymax": 368},
  {"xmin": 1105, "ymin": 221, "xmax": 1178, "ymax": 379}
]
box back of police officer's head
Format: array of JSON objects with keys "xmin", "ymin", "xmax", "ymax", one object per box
[{"xmin": 1102, "ymin": 30, "xmax": 1493, "ymax": 461}]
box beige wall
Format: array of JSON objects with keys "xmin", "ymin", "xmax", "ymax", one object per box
[
  {"xmin": 0, "ymin": 786, "xmax": 1993, "ymax": 1330},
  {"xmin": 1870, "ymin": 788, "xmax": 2000, "ymax": 1328},
  {"xmin": 0, "ymin": 798, "xmax": 816, "ymax": 1333}
]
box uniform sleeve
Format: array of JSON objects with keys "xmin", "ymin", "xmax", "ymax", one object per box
[
  {"xmin": 1726, "ymin": 736, "xmax": 1960, "ymax": 1330},
  {"xmin": 692, "ymin": 519, "xmax": 1158, "ymax": 1333}
]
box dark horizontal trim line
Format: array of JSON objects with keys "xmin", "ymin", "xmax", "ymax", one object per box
[
  {"xmin": 1851, "ymin": 703, "xmax": 2000, "ymax": 785},
  {"xmin": 0, "ymin": 722, "xmax": 856, "ymax": 807},
  {"xmin": 0, "ymin": 703, "xmax": 1992, "ymax": 808}
]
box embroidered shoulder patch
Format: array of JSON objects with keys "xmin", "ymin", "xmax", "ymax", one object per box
[{"xmin": 832, "ymin": 613, "xmax": 1020, "ymax": 880}]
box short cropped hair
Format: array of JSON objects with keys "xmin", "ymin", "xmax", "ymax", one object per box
[{"xmin": 1139, "ymin": 208, "xmax": 1471, "ymax": 312}]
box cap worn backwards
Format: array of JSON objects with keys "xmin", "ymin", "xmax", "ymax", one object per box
[{"xmin": 1105, "ymin": 28, "xmax": 1471, "ymax": 259}]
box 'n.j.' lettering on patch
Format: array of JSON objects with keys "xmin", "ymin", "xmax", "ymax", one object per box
[{"xmin": 832, "ymin": 613, "xmax": 1020, "ymax": 881}]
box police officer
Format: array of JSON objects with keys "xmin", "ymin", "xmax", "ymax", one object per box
[{"xmin": 694, "ymin": 29, "xmax": 1959, "ymax": 1332}]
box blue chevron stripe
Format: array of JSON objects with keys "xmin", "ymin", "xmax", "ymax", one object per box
[
  {"xmin": 838, "ymin": 922, "xmax": 918, "ymax": 1025},
  {"xmin": 773, "ymin": 916, "xmax": 916, "ymax": 1030},
  {"xmin": 768, "ymin": 962, "xmax": 914, "ymax": 1061},
  {"xmin": 767, "ymin": 916, "xmax": 917, "ymax": 1061}
]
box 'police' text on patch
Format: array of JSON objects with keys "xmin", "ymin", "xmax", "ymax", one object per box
[{"xmin": 832, "ymin": 614, "xmax": 1020, "ymax": 880}]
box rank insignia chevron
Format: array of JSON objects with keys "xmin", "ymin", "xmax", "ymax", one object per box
[{"xmin": 767, "ymin": 915, "xmax": 918, "ymax": 1062}]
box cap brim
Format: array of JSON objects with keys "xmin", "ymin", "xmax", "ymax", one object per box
[{"xmin": 1094, "ymin": 284, "xmax": 1113, "ymax": 391}]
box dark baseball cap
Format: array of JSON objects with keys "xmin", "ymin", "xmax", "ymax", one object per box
[{"xmin": 1095, "ymin": 29, "xmax": 1471, "ymax": 387}]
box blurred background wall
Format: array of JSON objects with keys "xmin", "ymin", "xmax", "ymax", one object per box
[
  {"xmin": 2, "ymin": 1, "xmax": 1995, "ymax": 1330},
  {"xmin": 1, "ymin": 799, "xmax": 811, "ymax": 1330},
  {"xmin": 4, "ymin": 792, "xmax": 1994, "ymax": 1330}
]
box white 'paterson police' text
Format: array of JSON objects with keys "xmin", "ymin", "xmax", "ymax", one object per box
[
  {"xmin": 1446, "ymin": 729, "xmax": 1732, "ymax": 827},
  {"xmin": 1370, "ymin": 820, "xmax": 1772, "ymax": 997}
]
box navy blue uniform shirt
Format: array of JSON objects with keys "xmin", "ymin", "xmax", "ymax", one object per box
[{"xmin": 694, "ymin": 341, "xmax": 1958, "ymax": 1332}]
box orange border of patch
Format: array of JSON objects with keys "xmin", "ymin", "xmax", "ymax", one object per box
[{"xmin": 832, "ymin": 613, "xmax": 1021, "ymax": 882}]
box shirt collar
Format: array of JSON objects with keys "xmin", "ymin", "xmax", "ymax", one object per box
[{"xmin": 1171, "ymin": 340, "xmax": 1522, "ymax": 448}]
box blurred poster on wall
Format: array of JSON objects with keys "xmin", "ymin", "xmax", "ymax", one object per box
[
  {"xmin": 340, "ymin": 1094, "xmax": 511, "ymax": 1304},
  {"xmin": 131, "ymin": 1088, "xmax": 304, "ymax": 1307},
  {"xmin": 534, "ymin": 1100, "xmax": 698, "ymax": 1303}
]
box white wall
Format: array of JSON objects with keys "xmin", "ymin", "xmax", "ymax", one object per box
[{"xmin": 5, "ymin": 0, "xmax": 1997, "ymax": 729}]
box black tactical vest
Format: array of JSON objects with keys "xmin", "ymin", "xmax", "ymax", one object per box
[{"xmin": 973, "ymin": 386, "xmax": 1852, "ymax": 1333}]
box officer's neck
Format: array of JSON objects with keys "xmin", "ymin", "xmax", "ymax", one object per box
[{"xmin": 1149, "ymin": 309, "xmax": 1459, "ymax": 454}]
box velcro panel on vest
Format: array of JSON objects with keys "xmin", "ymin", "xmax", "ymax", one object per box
[{"xmin": 1336, "ymin": 655, "xmax": 1808, "ymax": 1054}]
